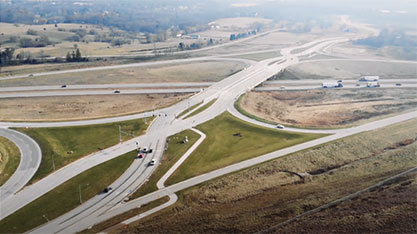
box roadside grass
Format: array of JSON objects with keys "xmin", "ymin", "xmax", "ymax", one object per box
[
  {"xmin": 0, "ymin": 136, "xmax": 21, "ymax": 186},
  {"xmin": 0, "ymin": 61, "xmax": 246, "ymax": 87},
  {"xmin": 234, "ymin": 94, "xmax": 278, "ymax": 125},
  {"xmin": 118, "ymin": 119, "xmax": 417, "ymax": 234},
  {"xmin": 184, "ymin": 99, "xmax": 217, "ymax": 119},
  {"xmin": 130, "ymin": 129, "xmax": 201, "ymax": 199},
  {"xmin": 16, "ymin": 117, "xmax": 152, "ymax": 184},
  {"xmin": 165, "ymin": 112, "xmax": 325, "ymax": 185},
  {"xmin": 226, "ymin": 50, "xmax": 282, "ymax": 62},
  {"xmin": 177, "ymin": 101, "xmax": 203, "ymax": 118},
  {"xmin": 0, "ymin": 150, "xmax": 136, "ymax": 234},
  {"xmin": 79, "ymin": 196, "xmax": 170, "ymax": 234}
]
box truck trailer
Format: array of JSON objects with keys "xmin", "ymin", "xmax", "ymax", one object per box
[
  {"xmin": 322, "ymin": 82, "xmax": 343, "ymax": 88},
  {"xmin": 359, "ymin": 76, "xmax": 379, "ymax": 82}
]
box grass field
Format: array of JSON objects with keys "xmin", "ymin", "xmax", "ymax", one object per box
[
  {"xmin": 0, "ymin": 136, "xmax": 20, "ymax": 186},
  {"xmin": 119, "ymin": 118, "xmax": 417, "ymax": 233},
  {"xmin": 0, "ymin": 94, "xmax": 190, "ymax": 122},
  {"xmin": 165, "ymin": 112, "xmax": 324, "ymax": 185},
  {"xmin": 184, "ymin": 99, "xmax": 217, "ymax": 119},
  {"xmin": 0, "ymin": 150, "xmax": 136, "ymax": 234},
  {"xmin": 130, "ymin": 129, "xmax": 201, "ymax": 199},
  {"xmin": 0, "ymin": 61, "xmax": 247, "ymax": 87},
  {"xmin": 16, "ymin": 117, "xmax": 151, "ymax": 183},
  {"xmin": 239, "ymin": 89, "xmax": 417, "ymax": 128}
]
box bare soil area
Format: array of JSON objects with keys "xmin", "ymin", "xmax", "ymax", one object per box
[
  {"xmin": 115, "ymin": 119, "xmax": 417, "ymax": 234},
  {"xmin": 0, "ymin": 93, "xmax": 189, "ymax": 121},
  {"xmin": 240, "ymin": 89, "xmax": 417, "ymax": 128}
]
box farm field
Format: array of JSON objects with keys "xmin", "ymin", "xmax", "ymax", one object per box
[
  {"xmin": 239, "ymin": 89, "xmax": 417, "ymax": 128},
  {"xmin": 0, "ymin": 93, "xmax": 190, "ymax": 122},
  {"xmin": 116, "ymin": 119, "xmax": 417, "ymax": 233},
  {"xmin": 0, "ymin": 60, "xmax": 247, "ymax": 87}
]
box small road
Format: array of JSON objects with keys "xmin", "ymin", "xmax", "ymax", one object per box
[{"xmin": 0, "ymin": 129, "xmax": 41, "ymax": 201}]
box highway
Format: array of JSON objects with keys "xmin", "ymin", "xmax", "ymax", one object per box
[
  {"xmin": 1, "ymin": 35, "xmax": 416, "ymax": 233},
  {"xmin": 0, "ymin": 129, "xmax": 41, "ymax": 201}
]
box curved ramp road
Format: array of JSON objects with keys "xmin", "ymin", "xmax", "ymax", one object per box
[{"xmin": 0, "ymin": 128, "xmax": 41, "ymax": 201}]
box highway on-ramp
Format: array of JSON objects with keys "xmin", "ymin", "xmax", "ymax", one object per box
[{"xmin": 0, "ymin": 128, "xmax": 41, "ymax": 201}]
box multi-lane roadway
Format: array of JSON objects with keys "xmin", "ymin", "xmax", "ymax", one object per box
[{"xmin": 0, "ymin": 35, "xmax": 416, "ymax": 234}]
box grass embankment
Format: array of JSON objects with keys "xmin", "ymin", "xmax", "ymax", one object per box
[
  {"xmin": 16, "ymin": 118, "xmax": 151, "ymax": 184},
  {"xmin": 234, "ymin": 94, "xmax": 278, "ymax": 125},
  {"xmin": 184, "ymin": 99, "xmax": 217, "ymax": 119},
  {"xmin": 177, "ymin": 101, "xmax": 203, "ymax": 118},
  {"xmin": 0, "ymin": 150, "xmax": 136, "ymax": 234},
  {"xmin": 79, "ymin": 196, "xmax": 170, "ymax": 234},
  {"xmin": 165, "ymin": 112, "xmax": 324, "ymax": 185},
  {"xmin": 130, "ymin": 129, "xmax": 201, "ymax": 199},
  {"xmin": 0, "ymin": 136, "xmax": 21, "ymax": 186},
  {"xmin": 119, "ymin": 119, "xmax": 417, "ymax": 234}
]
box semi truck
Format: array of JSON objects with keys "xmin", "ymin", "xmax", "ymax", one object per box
[
  {"xmin": 367, "ymin": 82, "xmax": 380, "ymax": 88},
  {"xmin": 359, "ymin": 76, "xmax": 379, "ymax": 82}
]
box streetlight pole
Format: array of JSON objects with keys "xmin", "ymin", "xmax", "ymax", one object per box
[{"xmin": 118, "ymin": 125, "xmax": 122, "ymax": 143}]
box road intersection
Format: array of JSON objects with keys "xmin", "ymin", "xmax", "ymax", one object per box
[{"xmin": 0, "ymin": 35, "xmax": 415, "ymax": 233}]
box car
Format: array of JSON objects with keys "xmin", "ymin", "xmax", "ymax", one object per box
[
  {"xmin": 103, "ymin": 187, "xmax": 112, "ymax": 193},
  {"xmin": 337, "ymin": 80, "xmax": 343, "ymax": 83},
  {"xmin": 356, "ymin": 83, "xmax": 360, "ymax": 87},
  {"xmin": 28, "ymin": 74, "xmax": 34, "ymax": 77},
  {"xmin": 61, "ymin": 84, "xmax": 67, "ymax": 88},
  {"xmin": 148, "ymin": 149, "xmax": 153, "ymax": 153},
  {"xmin": 280, "ymin": 86, "xmax": 286, "ymax": 90},
  {"xmin": 142, "ymin": 147, "xmax": 148, "ymax": 153},
  {"xmin": 149, "ymin": 159, "xmax": 157, "ymax": 166},
  {"xmin": 276, "ymin": 124, "xmax": 285, "ymax": 129},
  {"xmin": 114, "ymin": 90, "xmax": 120, "ymax": 93},
  {"xmin": 396, "ymin": 83, "xmax": 402, "ymax": 86},
  {"xmin": 137, "ymin": 153, "xmax": 144, "ymax": 158}
]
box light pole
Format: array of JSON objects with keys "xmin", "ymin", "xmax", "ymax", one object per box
[
  {"xmin": 118, "ymin": 125, "xmax": 122, "ymax": 143},
  {"xmin": 51, "ymin": 154, "xmax": 55, "ymax": 171},
  {"xmin": 79, "ymin": 183, "xmax": 89, "ymax": 204}
]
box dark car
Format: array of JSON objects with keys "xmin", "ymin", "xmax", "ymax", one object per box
[
  {"xmin": 103, "ymin": 187, "xmax": 112, "ymax": 193},
  {"xmin": 114, "ymin": 90, "xmax": 121, "ymax": 93},
  {"xmin": 137, "ymin": 153, "xmax": 144, "ymax": 158},
  {"xmin": 61, "ymin": 84, "xmax": 67, "ymax": 88},
  {"xmin": 396, "ymin": 83, "xmax": 402, "ymax": 86}
]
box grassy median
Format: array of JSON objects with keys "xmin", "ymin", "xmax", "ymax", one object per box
[
  {"xmin": 0, "ymin": 150, "xmax": 136, "ymax": 234},
  {"xmin": 185, "ymin": 99, "xmax": 217, "ymax": 119},
  {"xmin": 130, "ymin": 129, "xmax": 201, "ymax": 199},
  {"xmin": 0, "ymin": 136, "xmax": 21, "ymax": 186},
  {"xmin": 166, "ymin": 112, "xmax": 325, "ymax": 185},
  {"xmin": 16, "ymin": 117, "xmax": 152, "ymax": 184},
  {"xmin": 177, "ymin": 101, "xmax": 203, "ymax": 118}
]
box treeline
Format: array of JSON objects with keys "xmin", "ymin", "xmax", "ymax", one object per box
[
  {"xmin": 354, "ymin": 29, "xmax": 417, "ymax": 48},
  {"xmin": 0, "ymin": 48, "xmax": 88, "ymax": 67},
  {"xmin": 0, "ymin": 0, "xmax": 234, "ymax": 34}
]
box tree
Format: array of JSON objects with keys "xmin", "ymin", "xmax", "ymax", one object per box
[
  {"xmin": 66, "ymin": 52, "xmax": 72, "ymax": 62},
  {"xmin": 75, "ymin": 48, "xmax": 82, "ymax": 61}
]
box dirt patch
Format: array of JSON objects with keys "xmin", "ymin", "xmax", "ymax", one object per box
[
  {"xmin": 0, "ymin": 93, "xmax": 190, "ymax": 121},
  {"xmin": 240, "ymin": 89, "xmax": 417, "ymax": 128},
  {"xmin": 115, "ymin": 119, "xmax": 417, "ymax": 234}
]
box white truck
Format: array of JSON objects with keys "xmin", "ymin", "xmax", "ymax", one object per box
[
  {"xmin": 367, "ymin": 81, "xmax": 380, "ymax": 88},
  {"xmin": 359, "ymin": 76, "xmax": 379, "ymax": 82},
  {"xmin": 322, "ymin": 82, "xmax": 343, "ymax": 88}
]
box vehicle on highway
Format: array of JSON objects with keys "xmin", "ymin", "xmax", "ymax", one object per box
[
  {"xmin": 359, "ymin": 75, "xmax": 379, "ymax": 82},
  {"xmin": 137, "ymin": 153, "xmax": 144, "ymax": 158},
  {"xmin": 280, "ymin": 86, "xmax": 286, "ymax": 90},
  {"xmin": 337, "ymin": 80, "xmax": 343, "ymax": 83},
  {"xmin": 61, "ymin": 84, "xmax": 67, "ymax": 88},
  {"xmin": 142, "ymin": 147, "xmax": 148, "ymax": 153},
  {"xmin": 149, "ymin": 159, "xmax": 157, "ymax": 166},
  {"xmin": 276, "ymin": 124, "xmax": 285, "ymax": 129},
  {"xmin": 103, "ymin": 187, "xmax": 112, "ymax": 193},
  {"xmin": 367, "ymin": 82, "xmax": 380, "ymax": 88},
  {"xmin": 28, "ymin": 74, "xmax": 34, "ymax": 77},
  {"xmin": 322, "ymin": 82, "xmax": 343, "ymax": 88},
  {"xmin": 356, "ymin": 83, "xmax": 361, "ymax": 87},
  {"xmin": 396, "ymin": 83, "xmax": 402, "ymax": 86},
  {"xmin": 114, "ymin": 90, "xmax": 121, "ymax": 93}
]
